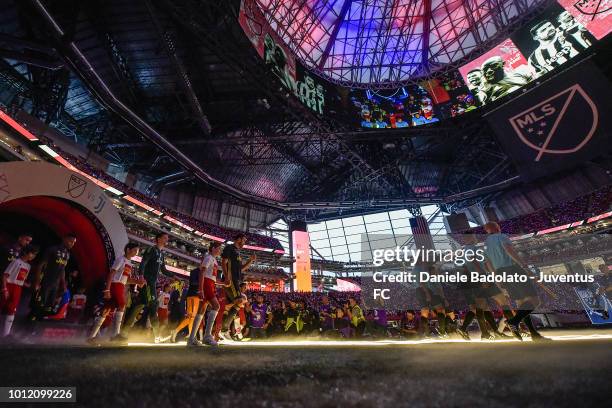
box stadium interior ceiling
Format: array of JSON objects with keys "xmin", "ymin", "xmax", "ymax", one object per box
[
  {"xmin": 250, "ymin": 0, "xmax": 550, "ymax": 87},
  {"xmin": 0, "ymin": 0, "xmax": 610, "ymax": 232}
]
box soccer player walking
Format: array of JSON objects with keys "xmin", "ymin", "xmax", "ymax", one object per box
[
  {"xmin": 188, "ymin": 242, "xmax": 223, "ymax": 347},
  {"xmin": 32, "ymin": 234, "xmax": 76, "ymax": 315},
  {"xmin": 219, "ymin": 234, "xmax": 256, "ymax": 341},
  {"xmin": 0, "ymin": 232, "xmax": 33, "ymax": 272},
  {"xmin": 87, "ymin": 243, "xmax": 144, "ymax": 345},
  {"xmin": 1, "ymin": 245, "xmax": 39, "ymax": 338},
  {"xmin": 483, "ymin": 222, "xmax": 550, "ymax": 341},
  {"xmin": 121, "ymin": 232, "xmax": 174, "ymax": 343}
]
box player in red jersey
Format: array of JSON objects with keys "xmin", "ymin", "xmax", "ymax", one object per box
[
  {"xmin": 1, "ymin": 245, "xmax": 39, "ymax": 338},
  {"xmin": 87, "ymin": 243, "xmax": 144, "ymax": 345},
  {"xmin": 157, "ymin": 283, "xmax": 172, "ymax": 338},
  {"xmin": 188, "ymin": 242, "xmax": 223, "ymax": 347}
]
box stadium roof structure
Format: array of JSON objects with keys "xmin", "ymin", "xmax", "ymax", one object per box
[
  {"xmin": 253, "ymin": 0, "xmax": 549, "ymax": 87},
  {"xmin": 2, "ymin": 0, "xmax": 601, "ymax": 223}
]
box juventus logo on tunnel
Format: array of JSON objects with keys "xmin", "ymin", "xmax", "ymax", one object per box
[{"xmin": 508, "ymin": 84, "xmax": 599, "ymax": 162}]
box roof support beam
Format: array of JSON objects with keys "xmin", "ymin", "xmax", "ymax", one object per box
[
  {"xmin": 30, "ymin": 0, "xmax": 287, "ymax": 210},
  {"xmin": 144, "ymin": 0, "xmax": 211, "ymax": 134},
  {"xmin": 160, "ymin": 0, "xmax": 399, "ymax": 193},
  {"xmin": 317, "ymin": 0, "xmax": 353, "ymax": 70},
  {"xmin": 420, "ymin": 0, "xmax": 432, "ymax": 74},
  {"xmin": 83, "ymin": 1, "xmax": 144, "ymax": 112}
]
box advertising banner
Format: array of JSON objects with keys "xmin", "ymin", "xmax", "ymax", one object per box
[
  {"xmin": 574, "ymin": 286, "xmax": 612, "ymax": 324},
  {"xmin": 239, "ymin": 0, "xmax": 329, "ymax": 115},
  {"xmin": 292, "ymin": 230, "xmax": 312, "ymax": 292},
  {"xmin": 238, "ymin": 0, "xmax": 296, "ymax": 82}
]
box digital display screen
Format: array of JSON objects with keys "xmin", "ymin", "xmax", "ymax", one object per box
[
  {"xmin": 291, "ymin": 230, "xmax": 312, "ymax": 292},
  {"xmin": 350, "ymin": 85, "xmax": 439, "ymax": 129},
  {"xmin": 512, "ymin": 3, "xmax": 595, "ymax": 77},
  {"xmin": 420, "ymin": 71, "xmax": 480, "ymax": 117},
  {"xmin": 241, "ymin": 0, "xmax": 601, "ymax": 129},
  {"xmin": 348, "ymin": 71, "xmax": 477, "ymax": 129},
  {"xmin": 557, "ymin": 0, "xmax": 612, "ymax": 40},
  {"xmin": 459, "ymin": 38, "xmax": 535, "ymax": 106}
]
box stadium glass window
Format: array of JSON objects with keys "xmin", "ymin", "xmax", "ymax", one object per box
[
  {"xmin": 388, "ymin": 209, "xmax": 410, "ymax": 220},
  {"xmin": 308, "ymin": 206, "xmax": 454, "ymax": 263},
  {"xmin": 327, "ymin": 227, "xmax": 347, "ymax": 238},
  {"xmin": 315, "ymin": 247, "xmax": 333, "ymax": 259},
  {"xmin": 268, "ymin": 219, "xmax": 289, "ymax": 251},
  {"xmin": 329, "ymin": 236, "xmax": 348, "ymax": 248},
  {"xmin": 391, "ymin": 227, "xmax": 411, "ymax": 236},
  {"xmin": 308, "ymin": 229, "xmax": 328, "ymax": 241},
  {"xmin": 365, "ymin": 220, "xmax": 393, "ymax": 234},
  {"xmin": 343, "ymin": 224, "xmax": 366, "ymax": 236},
  {"xmin": 325, "ymin": 219, "xmax": 343, "ymax": 229},
  {"xmin": 307, "ymin": 222, "xmax": 327, "ymax": 232},
  {"xmin": 332, "ymin": 253, "xmax": 351, "ymax": 263},
  {"xmin": 363, "ymin": 213, "xmax": 390, "ymax": 223},
  {"xmin": 342, "ymin": 216, "xmax": 365, "ymax": 227},
  {"xmin": 390, "ymin": 216, "xmax": 410, "ymax": 227}
]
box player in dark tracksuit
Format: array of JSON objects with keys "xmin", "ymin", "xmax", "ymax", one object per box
[
  {"xmin": 121, "ymin": 232, "xmax": 173, "ymax": 342},
  {"xmin": 32, "ymin": 234, "xmax": 76, "ymax": 314},
  {"xmin": 219, "ymin": 233, "xmax": 256, "ymax": 341}
]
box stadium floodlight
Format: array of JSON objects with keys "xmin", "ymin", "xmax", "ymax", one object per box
[
  {"xmin": 38, "ymin": 144, "xmax": 59, "ymax": 158},
  {"xmin": 105, "ymin": 186, "xmax": 124, "ymax": 196}
]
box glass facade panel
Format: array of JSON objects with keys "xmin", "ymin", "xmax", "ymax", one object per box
[{"xmin": 307, "ymin": 206, "xmax": 453, "ymax": 263}]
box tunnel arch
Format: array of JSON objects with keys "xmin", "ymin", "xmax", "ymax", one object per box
[{"xmin": 0, "ymin": 161, "xmax": 128, "ymax": 288}]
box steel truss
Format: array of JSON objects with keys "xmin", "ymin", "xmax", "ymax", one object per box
[
  {"xmin": 159, "ymin": 0, "xmax": 408, "ymax": 198},
  {"xmin": 253, "ymin": 0, "xmax": 554, "ymax": 88},
  {"xmin": 2, "ymin": 0, "xmax": 523, "ymax": 213}
]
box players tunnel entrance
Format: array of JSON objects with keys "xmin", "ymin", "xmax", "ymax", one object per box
[
  {"xmin": 0, "ymin": 196, "xmax": 108, "ymax": 289},
  {"xmin": 0, "ymin": 161, "xmax": 129, "ymax": 290}
]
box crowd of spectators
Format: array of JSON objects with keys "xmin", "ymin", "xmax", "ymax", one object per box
[
  {"xmin": 248, "ymin": 267, "xmax": 288, "ymax": 278},
  {"xmin": 212, "ymin": 271, "xmax": 608, "ymax": 339},
  {"xmin": 248, "ymin": 290, "xmax": 359, "ymax": 310},
  {"xmin": 462, "ymin": 186, "xmax": 612, "ymax": 236},
  {"xmin": 520, "ymin": 234, "xmax": 612, "ymax": 265},
  {"xmin": 125, "ymin": 226, "xmax": 203, "ymax": 261}
]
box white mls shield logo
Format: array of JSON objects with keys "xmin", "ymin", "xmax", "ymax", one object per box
[
  {"xmin": 67, "ymin": 174, "xmax": 87, "ymax": 198},
  {"xmin": 509, "ymin": 84, "xmax": 599, "ymax": 162}
]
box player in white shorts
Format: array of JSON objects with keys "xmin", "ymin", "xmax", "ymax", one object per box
[
  {"xmin": 188, "ymin": 242, "xmax": 223, "ymax": 347},
  {"xmin": 87, "ymin": 243, "xmax": 144, "ymax": 345},
  {"xmin": 1, "ymin": 245, "xmax": 39, "ymax": 338},
  {"xmin": 157, "ymin": 283, "xmax": 172, "ymax": 339}
]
